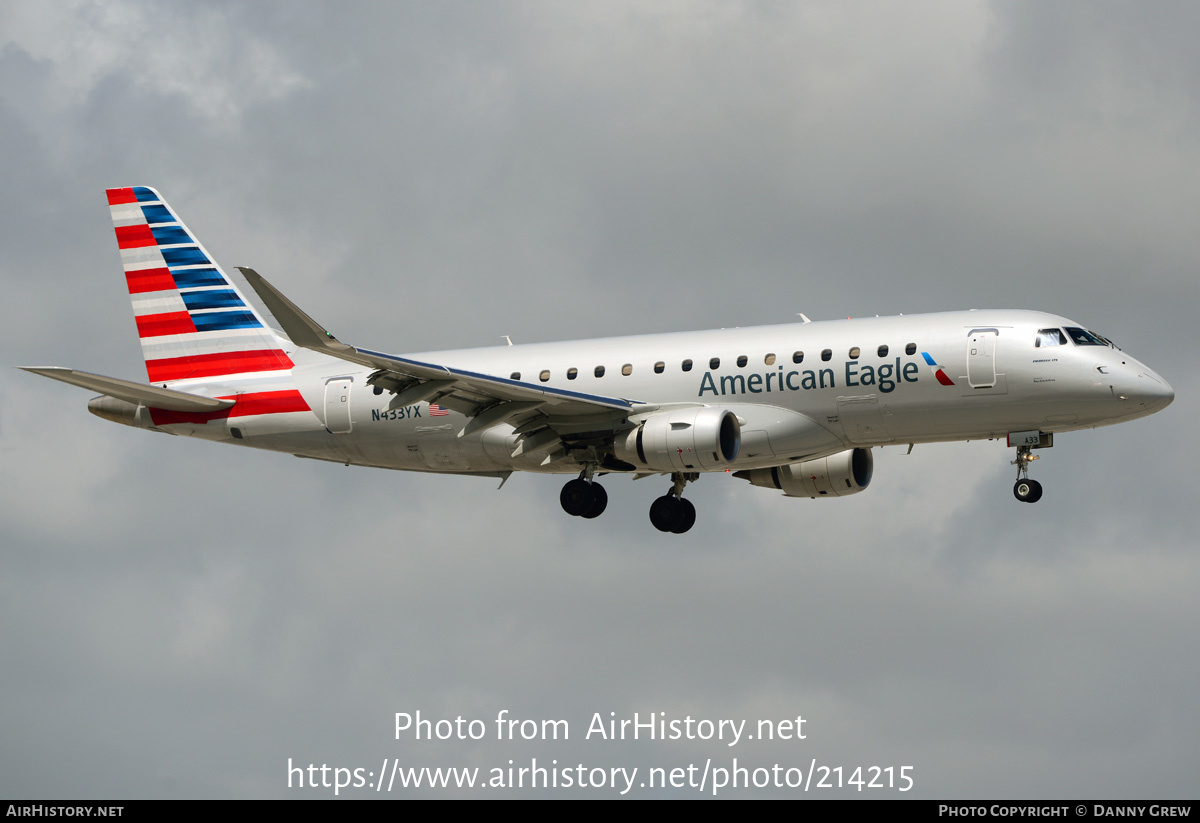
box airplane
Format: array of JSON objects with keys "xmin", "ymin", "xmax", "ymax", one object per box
[{"xmin": 22, "ymin": 186, "xmax": 1175, "ymax": 533}]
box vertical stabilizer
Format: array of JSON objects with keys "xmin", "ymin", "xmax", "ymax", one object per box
[{"xmin": 106, "ymin": 186, "xmax": 294, "ymax": 385}]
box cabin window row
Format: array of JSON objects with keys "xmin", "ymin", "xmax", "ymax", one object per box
[{"xmin": 509, "ymin": 342, "xmax": 920, "ymax": 382}]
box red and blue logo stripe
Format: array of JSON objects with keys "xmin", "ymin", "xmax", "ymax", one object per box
[{"xmin": 921, "ymin": 352, "xmax": 955, "ymax": 386}]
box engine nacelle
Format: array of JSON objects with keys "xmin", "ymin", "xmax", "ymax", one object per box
[
  {"xmin": 736, "ymin": 448, "xmax": 873, "ymax": 498},
  {"xmin": 614, "ymin": 407, "xmax": 741, "ymax": 471}
]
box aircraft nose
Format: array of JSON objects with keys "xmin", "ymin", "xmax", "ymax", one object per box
[{"xmin": 1122, "ymin": 369, "xmax": 1174, "ymax": 413}]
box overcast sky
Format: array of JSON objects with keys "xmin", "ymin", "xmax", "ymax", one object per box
[{"xmin": 2, "ymin": 1, "xmax": 1197, "ymax": 799}]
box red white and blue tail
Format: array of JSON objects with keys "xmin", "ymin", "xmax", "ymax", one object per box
[{"xmin": 106, "ymin": 186, "xmax": 295, "ymax": 385}]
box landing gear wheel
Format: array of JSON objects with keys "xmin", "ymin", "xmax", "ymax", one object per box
[
  {"xmin": 560, "ymin": 478, "xmax": 596, "ymax": 516},
  {"xmin": 1013, "ymin": 478, "xmax": 1043, "ymax": 503},
  {"xmin": 1011, "ymin": 443, "xmax": 1046, "ymax": 504},
  {"xmin": 581, "ymin": 483, "xmax": 608, "ymax": 519},
  {"xmin": 649, "ymin": 495, "xmax": 682, "ymax": 532},
  {"xmin": 670, "ymin": 498, "xmax": 696, "ymax": 534}
]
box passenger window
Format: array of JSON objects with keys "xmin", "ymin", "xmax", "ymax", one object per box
[
  {"xmin": 594, "ymin": 365, "xmax": 605, "ymax": 378},
  {"xmin": 737, "ymin": 355, "xmax": 748, "ymax": 367},
  {"xmin": 1036, "ymin": 328, "xmax": 1067, "ymax": 347},
  {"xmin": 877, "ymin": 345, "xmax": 888, "ymax": 357},
  {"xmin": 792, "ymin": 351, "xmax": 804, "ymax": 364},
  {"xmin": 567, "ymin": 368, "xmax": 578, "ymax": 380},
  {"xmin": 849, "ymin": 346, "xmax": 860, "ymax": 359},
  {"xmin": 654, "ymin": 361, "xmax": 665, "ymax": 374},
  {"xmin": 539, "ymin": 370, "xmax": 550, "ymax": 382},
  {"xmin": 621, "ymin": 364, "xmax": 633, "ymax": 376},
  {"xmin": 905, "ymin": 343, "xmax": 916, "ymax": 355},
  {"xmin": 710, "ymin": 357, "xmax": 720, "ymax": 369},
  {"xmin": 764, "ymin": 353, "xmax": 776, "ymax": 366},
  {"xmin": 821, "ymin": 349, "xmax": 832, "ymax": 361},
  {"xmin": 510, "ymin": 371, "xmax": 521, "ymax": 380},
  {"xmin": 681, "ymin": 359, "xmax": 693, "ymax": 372}
]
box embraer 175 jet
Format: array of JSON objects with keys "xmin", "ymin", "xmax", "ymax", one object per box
[{"xmin": 23, "ymin": 187, "xmax": 1175, "ymax": 533}]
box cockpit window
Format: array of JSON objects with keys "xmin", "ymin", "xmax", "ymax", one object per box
[
  {"xmin": 1036, "ymin": 328, "xmax": 1067, "ymax": 347},
  {"xmin": 1065, "ymin": 327, "xmax": 1108, "ymax": 346}
]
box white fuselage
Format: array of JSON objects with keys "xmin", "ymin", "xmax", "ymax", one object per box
[{"xmin": 141, "ymin": 309, "xmax": 1173, "ymax": 477}]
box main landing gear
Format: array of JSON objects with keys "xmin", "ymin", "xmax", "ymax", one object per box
[
  {"xmin": 649, "ymin": 472, "xmax": 698, "ymax": 534},
  {"xmin": 558, "ymin": 469, "xmax": 699, "ymax": 533},
  {"xmin": 560, "ymin": 471, "xmax": 608, "ymax": 519},
  {"xmin": 1011, "ymin": 445, "xmax": 1043, "ymax": 503}
]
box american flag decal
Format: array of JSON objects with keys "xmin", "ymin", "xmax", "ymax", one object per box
[{"xmin": 428, "ymin": 403, "xmax": 449, "ymax": 416}]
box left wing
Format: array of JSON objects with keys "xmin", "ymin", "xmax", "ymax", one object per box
[{"xmin": 238, "ymin": 267, "xmax": 648, "ymax": 454}]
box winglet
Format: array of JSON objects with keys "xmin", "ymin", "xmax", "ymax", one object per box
[{"xmin": 236, "ymin": 267, "xmax": 356, "ymax": 356}]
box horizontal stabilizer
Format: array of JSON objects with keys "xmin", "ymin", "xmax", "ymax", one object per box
[{"xmin": 20, "ymin": 367, "xmax": 235, "ymax": 412}]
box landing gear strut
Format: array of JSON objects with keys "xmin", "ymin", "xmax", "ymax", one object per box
[
  {"xmin": 649, "ymin": 472, "xmax": 698, "ymax": 534},
  {"xmin": 560, "ymin": 468, "xmax": 607, "ymax": 519},
  {"xmin": 1011, "ymin": 445, "xmax": 1043, "ymax": 503}
]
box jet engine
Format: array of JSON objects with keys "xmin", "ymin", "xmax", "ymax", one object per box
[
  {"xmin": 614, "ymin": 407, "xmax": 741, "ymax": 471},
  {"xmin": 735, "ymin": 448, "xmax": 873, "ymax": 498}
]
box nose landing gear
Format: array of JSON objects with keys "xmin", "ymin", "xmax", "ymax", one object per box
[{"xmin": 1012, "ymin": 445, "xmax": 1043, "ymax": 503}]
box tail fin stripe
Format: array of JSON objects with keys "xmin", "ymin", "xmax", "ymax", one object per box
[
  {"xmin": 106, "ymin": 187, "xmax": 138, "ymax": 205},
  {"xmin": 150, "ymin": 225, "xmax": 192, "ymax": 245},
  {"xmin": 115, "ymin": 224, "xmax": 158, "ymax": 249},
  {"xmin": 139, "ymin": 331, "xmax": 278, "ymax": 360},
  {"xmin": 125, "ymin": 267, "xmax": 177, "ymax": 294},
  {"xmin": 146, "ymin": 350, "xmax": 295, "ymax": 383},
  {"xmin": 181, "ymin": 289, "xmax": 245, "ymax": 311},
  {"xmin": 191, "ymin": 311, "xmax": 263, "ymax": 332},
  {"xmin": 131, "ymin": 293, "xmax": 187, "ymax": 315},
  {"xmin": 169, "ymin": 268, "xmax": 226, "ymax": 288},
  {"xmin": 160, "ymin": 247, "xmax": 211, "ymax": 267},
  {"xmin": 136, "ymin": 312, "xmax": 197, "ymax": 338},
  {"xmin": 120, "ymin": 247, "xmax": 164, "ymax": 267},
  {"xmin": 108, "ymin": 186, "xmax": 165, "ymax": 206},
  {"xmin": 136, "ymin": 310, "xmax": 263, "ymax": 337},
  {"xmin": 140, "ymin": 205, "xmax": 175, "ymax": 224}
]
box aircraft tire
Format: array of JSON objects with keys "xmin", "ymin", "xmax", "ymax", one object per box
[
  {"xmin": 581, "ymin": 484, "xmax": 608, "ymax": 519},
  {"xmin": 649, "ymin": 495, "xmax": 682, "ymax": 532},
  {"xmin": 561, "ymin": 479, "xmax": 596, "ymax": 517},
  {"xmin": 670, "ymin": 498, "xmax": 696, "ymax": 534},
  {"xmin": 1013, "ymin": 479, "xmax": 1043, "ymax": 503}
]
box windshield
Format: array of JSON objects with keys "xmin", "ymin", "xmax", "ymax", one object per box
[
  {"xmin": 1036, "ymin": 328, "xmax": 1067, "ymax": 347},
  {"xmin": 1065, "ymin": 327, "xmax": 1109, "ymax": 346}
]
